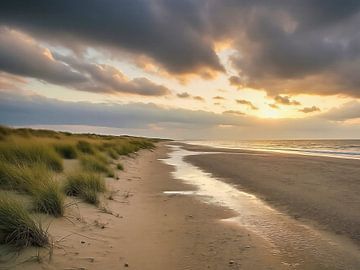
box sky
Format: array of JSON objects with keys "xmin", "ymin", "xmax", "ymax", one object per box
[{"xmin": 0, "ymin": 0, "xmax": 360, "ymax": 139}]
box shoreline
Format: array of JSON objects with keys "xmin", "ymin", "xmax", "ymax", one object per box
[
  {"xmin": 181, "ymin": 142, "xmax": 360, "ymax": 246},
  {"xmin": 181, "ymin": 141, "xmax": 360, "ymax": 160}
]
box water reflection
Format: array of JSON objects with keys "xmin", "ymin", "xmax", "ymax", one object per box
[{"xmin": 161, "ymin": 145, "xmax": 360, "ymax": 270}]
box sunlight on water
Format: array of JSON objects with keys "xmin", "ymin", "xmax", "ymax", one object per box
[
  {"xmin": 161, "ymin": 145, "xmax": 360, "ymax": 270},
  {"xmin": 186, "ymin": 140, "xmax": 360, "ymax": 160}
]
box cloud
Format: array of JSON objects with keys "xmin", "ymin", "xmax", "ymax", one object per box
[
  {"xmin": 0, "ymin": 27, "xmax": 85, "ymax": 84},
  {"xmin": 322, "ymin": 101, "xmax": 360, "ymax": 121},
  {"xmin": 236, "ymin": 99, "xmax": 258, "ymax": 110},
  {"xmin": 299, "ymin": 106, "xmax": 320, "ymax": 113},
  {"xmin": 2, "ymin": 1, "xmax": 360, "ymax": 97},
  {"xmin": 274, "ymin": 95, "xmax": 301, "ymax": 106},
  {"xmin": 269, "ymin": 104, "xmax": 279, "ymax": 109},
  {"xmin": 1, "ymin": 91, "xmax": 359, "ymax": 139},
  {"xmin": 176, "ymin": 92, "xmax": 204, "ymax": 101},
  {"xmin": 228, "ymin": 76, "xmax": 243, "ymax": 87},
  {"xmin": 223, "ymin": 110, "xmax": 245, "ymax": 116},
  {"xmin": 177, "ymin": 92, "xmax": 191, "ymax": 98},
  {"xmin": 0, "ymin": 0, "xmax": 224, "ymax": 75},
  {"xmin": 213, "ymin": 96, "xmax": 225, "ymax": 100},
  {"xmin": 0, "ymin": 91, "xmax": 251, "ymax": 130},
  {"xmin": 193, "ymin": 96, "xmax": 204, "ymax": 101},
  {"xmin": 0, "ymin": 27, "xmax": 169, "ymax": 96}
]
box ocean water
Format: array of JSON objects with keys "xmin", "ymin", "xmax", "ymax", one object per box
[{"xmin": 186, "ymin": 140, "xmax": 360, "ymax": 160}]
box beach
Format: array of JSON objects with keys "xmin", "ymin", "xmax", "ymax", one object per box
[
  {"xmin": 1, "ymin": 143, "xmax": 286, "ymax": 270},
  {"xmin": 2, "ymin": 142, "xmax": 360, "ymax": 270},
  {"xmin": 182, "ymin": 143, "xmax": 360, "ymax": 245}
]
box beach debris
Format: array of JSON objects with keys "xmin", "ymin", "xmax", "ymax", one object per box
[
  {"xmin": 229, "ymin": 260, "xmax": 235, "ymax": 265},
  {"xmin": 124, "ymin": 263, "xmax": 129, "ymax": 267}
]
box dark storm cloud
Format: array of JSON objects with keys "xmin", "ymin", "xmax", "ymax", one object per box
[
  {"xmin": 0, "ymin": 0, "xmax": 223, "ymax": 75},
  {"xmin": 0, "ymin": 27, "xmax": 86, "ymax": 85},
  {"xmin": 1, "ymin": 1, "xmax": 360, "ymax": 96},
  {"xmin": 0, "ymin": 28, "xmax": 169, "ymax": 96},
  {"xmin": 56, "ymin": 55, "xmax": 170, "ymax": 96},
  {"xmin": 0, "ymin": 92, "xmax": 250, "ymax": 129}
]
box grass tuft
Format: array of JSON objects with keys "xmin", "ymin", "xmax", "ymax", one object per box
[
  {"xmin": 53, "ymin": 143, "xmax": 77, "ymax": 159},
  {"xmin": 76, "ymin": 140, "xmax": 94, "ymax": 154},
  {"xmin": 107, "ymin": 148, "xmax": 119, "ymax": 159},
  {"xmin": 80, "ymin": 188, "xmax": 99, "ymax": 205},
  {"xmin": 0, "ymin": 163, "xmax": 64, "ymax": 217},
  {"xmin": 116, "ymin": 163, "xmax": 124, "ymax": 171},
  {"xmin": 32, "ymin": 179, "xmax": 64, "ymax": 217},
  {"xmin": 64, "ymin": 172, "xmax": 105, "ymax": 205},
  {"xmin": 0, "ymin": 193, "xmax": 49, "ymax": 248},
  {"xmin": 80, "ymin": 154, "xmax": 113, "ymax": 177}
]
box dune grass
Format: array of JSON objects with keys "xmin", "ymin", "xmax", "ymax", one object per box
[
  {"xmin": 80, "ymin": 154, "xmax": 114, "ymax": 177},
  {"xmin": 0, "ymin": 143, "xmax": 63, "ymax": 172},
  {"xmin": 32, "ymin": 179, "xmax": 64, "ymax": 217},
  {"xmin": 116, "ymin": 163, "xmax": 124, "ymax": 171},
  {"xmin": 76, "ymin": 140, "xmax": 95, "ymax": 154},
  {"xmin": 0, "ymin": 193, "xmax": 49, "ymax": 248},
  {"xmin": 53, "ymin": 143, "xmax": 77, "ymax": 159},
  {"xmin": 0, "ymin": 163, "xmax": 64, "ymax": 217},
  {"xmin": 0, "ymin": 162, "xmax": 50, "ymax": 192},
  {"xmin": 107, "ymin": 148, "xmax": 119, "ymax": 159},
  {"xmin": 64, "ymin": 172, "xmax": 105, "ymax": 205},
  {"xmin": 0, "ymin": 126, "xmax": 157, "ymax": 222}
]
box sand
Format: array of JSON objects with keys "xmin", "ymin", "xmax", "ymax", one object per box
[
  {"xmin": 183, "ymin": 144, "xmax": 360, "ymax": 245},
  {"xmin": 2, "ymin": 142, "xmax": 360, "ymax": 270},
  {"xmin": 1, "ymin": 143, "xmax": 287, "ymax": 270}
]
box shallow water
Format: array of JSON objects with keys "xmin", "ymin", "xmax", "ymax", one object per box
[
  {"xmin": 161, "ymin": 145, "xmax": 360, "ymax": 270},
  {"xmin": 186, "ymin": 139, "xmax": 360, "ymax": 160}
]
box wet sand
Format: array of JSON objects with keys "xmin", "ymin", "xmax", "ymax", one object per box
[{"xmin": 183, "ymin": 143, "xmax": 360, "ymax": 246}]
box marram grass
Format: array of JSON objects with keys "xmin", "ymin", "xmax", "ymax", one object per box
[
  {"xmin": 53, "ymin": 143, "xmax": 77, "ymax": 159},
  {"xmin": 64, "ymin": 172, "xmax": 106, "ymax": 205},
  {"xmin": 0, "ymin": 143, "xmax": 63, "ymax": 172},
  {"xmin": 32, "ymin": 179, "xmax": 64, "ymax": 217},
  {"xmin": 0, "ymin": 162, "xmax": 64, "ymax": 217},
  {"xmin": 0, "ymin": 193, "xmax": 49, "ymax": 248},
  {"xmin": 80, "ymin": 154, "xmax": 114, "ymax": 177}
]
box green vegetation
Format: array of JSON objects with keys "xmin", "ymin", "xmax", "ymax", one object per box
[
  {"xmin": 116, "ymin": 163, "xmax": 124, "ymax": 170},
  {"xmin": 0, "ymin": 125, "xmax": 158, "ymax": 249},
  {"xmin": 107, "ymin": 148, "xmax": 119, "ymax": 159},
  {"xmin": 64, "ymin": 172, "xmax": 106, "ymax": 205},
  {"xmin": 80, "ymin": 154, "xmax": 113, "ymax": 177},
  {"xmin": 0, "ymin": 143, "xmax": 63, "ymax": 172},
  {"xmin": 32, "ymin": 179, "xmax": 64, "ymax": 217},
  {"xmin": 0, "ymin": 193, "xmax": 48, "ymax": 247},
  {"xmin": 53, "ymin": 143, "xmax": 77, "ymax": 159},
  {"xmin": 76, "ymin": 140, "xmax": 95, "ymax": 154},
  {"xmin": 0, "ymin": 163, "xmax": 64, "ymax": 216}
]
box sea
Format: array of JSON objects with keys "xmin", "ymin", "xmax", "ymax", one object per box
[{"xmin": 185, "ymin": 140, "xmax": 360, "ymax": 160}]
